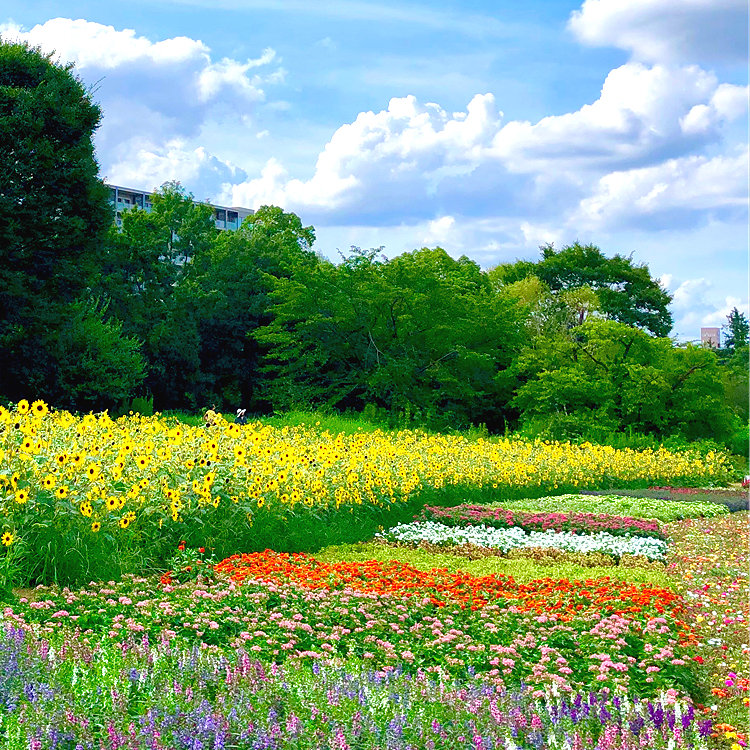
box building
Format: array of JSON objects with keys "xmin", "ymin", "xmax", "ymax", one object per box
[
  {"xmin": 107, "ymin": 184, "xmax": 253, "ymax": 231},
  {"xmin": 700, "ymin": 327, "xmax": 721, "ymax": 348}
]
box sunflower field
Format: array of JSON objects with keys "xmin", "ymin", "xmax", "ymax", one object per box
[{"xmin": 0, "ymin": 399, "xmax": 734, "ymax": 587}]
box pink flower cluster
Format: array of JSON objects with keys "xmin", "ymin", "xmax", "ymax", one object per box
[{"xmin": 421, "ymin": 504, "xmax": 664, "ymax": 538}]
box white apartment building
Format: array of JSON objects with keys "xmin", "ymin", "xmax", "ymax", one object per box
[{"xmin": 107, "ymin": 184, "xmax": 254, "ymax": 231}]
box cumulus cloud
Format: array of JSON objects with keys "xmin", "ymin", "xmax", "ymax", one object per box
[
  {"xmin": 106, "ymin": 141, "xmax": 247, "ymax": 199},
  {"xmin": 666, "ymin": 276, "xmax": 749, "ymax": 340},
  {"xmin": 491, "ymin": 64, "xmax": 736, "ymax": 173},
  {"xmin": 568, "ymin": 0, "xmax": 749, "ymax": 65},
  {"xmin": 223, "ymin": 63, "xmax": 744, "ymax": 231},
  {"xmin": 574, "ymin": 146, "xmax": 749, "ymax": 230},
  {"xmin": 224, "ymin": 93, "xmax": 505, "ymax": 220},
  {"xmin": 0, "ymin": 18, "xmax": 282, "ymax": 191}
]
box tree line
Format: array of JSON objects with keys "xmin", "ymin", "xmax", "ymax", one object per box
[{"xmin": 1, "ymin": 40, "xmax": 747, "ymax": 451}]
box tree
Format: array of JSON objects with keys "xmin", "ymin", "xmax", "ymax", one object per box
[
  {"xmin": 51, "ymin": 300, "xmax": 146, "ymax": 412},
  {"xmin": 0, "ymin": 40, "xmax": 126, "ymax": 403},
  {"xmin": 490, "ymin": 243, "xmax": 673, "ymax": 337},
  {"xmin": 512, "ymin": 319, "xmax": 733, "ymax": 441},
  {"xmin": 92, "ymin": 183, "xmax": 218, "ymax": 410},
  {"xmin": 255, "ymin": 246, "xmax": 524, "ymax": 430},
  {"xmin": 184, "ymin": 206, "xmax": 319, "ymax": 411},
  {"xmin": 722, "ymin": 307, "xmax": 749, "ymax": 352}
]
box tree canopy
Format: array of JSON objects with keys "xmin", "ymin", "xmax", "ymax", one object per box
[
  {"xmin": 0, "ymin": 40, "xmax": 144, "ymax": 405},
  {"xmin": 491, "ymin": 243, "xmax": 673, "ymax": 337}
]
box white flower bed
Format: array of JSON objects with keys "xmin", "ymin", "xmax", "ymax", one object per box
[{"xmin": 379, "ymin": 520, "xmax": 669, "ymax": 560}]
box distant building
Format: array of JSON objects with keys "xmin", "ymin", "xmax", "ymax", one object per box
[
  {"xmin": 106, "ymin": 184, "xmax": 253, "ymax": 231},
  {"xmin": 700, "ymin": 327, "xmax": 721, "ymax": 348}
]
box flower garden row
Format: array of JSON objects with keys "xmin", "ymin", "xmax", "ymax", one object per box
[
  {"xmin": 374, "ymin": 494, "xmax": 728, "ymax": 563},
  {"xmin": 1, "ymin": 506, "xmax": 745, "ymax": 749},
  {"xmin": 0, "ymin": 401, "xmax": 746, "ymax": 748},
  {"xmin": 0, "ymin": 623, "xmax": 715, "ymax": 750},
  {"xmin": 0, "ymin": 402, "xmax": 734, "ymax": 586}
]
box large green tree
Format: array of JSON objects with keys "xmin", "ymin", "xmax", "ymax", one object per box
[
  {"xmin": 491, "ymin": 243, "xmax": 673, "ymax": 337},
  {"xmin": 513, "ymin": 318, "xmax": 733, "ymax": 441},
  {"xmin": 255, "ymin": 247, "xmax": 524, "ymax": 430},
  {"xmin": 0, "ymin": 40, "xmax": 144, "ymax": 405}
]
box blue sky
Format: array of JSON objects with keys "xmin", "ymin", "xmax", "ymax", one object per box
[{"xmin": 2, "ymin": 0, "xmax": 747, "ymax": 339}]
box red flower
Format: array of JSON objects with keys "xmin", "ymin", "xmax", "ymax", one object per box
[{"xmin": 199, "ymin": 547, "xmax": 205, "ymax": 554}]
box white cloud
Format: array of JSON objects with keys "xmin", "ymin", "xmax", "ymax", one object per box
[
  {"xmin": 568, "ymin": 0, "xmax": 748, "ymax": 65},
  {"xmin": 491, "ymin": 64, "xmax": 733, "ymax": 173},
  {"xmin": 665, "ymin": 276, "xmax": 749, "ymax": 340},
  {"xmin": 574, "ymin": 146, "xmax": 749, "ymax": 230},
  {"xmin": 107, "ymin": 140, "xmax": 247, "ymax": 198},
  {"xmin": 0, "ymin": 18, "xmax": 282, "ymax": 192},
  {"xmin": 0, "ymin": 17, "xmax": 208, "ymax": 68},
  {"xmin": 224, "ymin": 93, "xmax": 503, "ymax": 216},
  {"xmin": 223, "ymin": 63, "xmax": 744, "ymax": 233},
  {"xmin": 197, "ymin": 49, "xmax": 282, "ymax": 102}
]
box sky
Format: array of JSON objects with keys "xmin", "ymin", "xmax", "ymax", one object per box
[{"xmin": 1, "ymin": 0, "xmax": 747, "ymax": 340}]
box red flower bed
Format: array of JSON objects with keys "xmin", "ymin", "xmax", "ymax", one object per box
[{"xmin": 215, "ymin": 550, "xmax": 689, "ymax": 629}]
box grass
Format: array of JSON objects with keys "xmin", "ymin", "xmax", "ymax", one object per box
[
  {"xmin": 583, "ymin": 487, "xmax": 749, "ymax": 513},
  {"xmin": 314, "ymin": 541, "xmax": 675, "ymax": 588}
]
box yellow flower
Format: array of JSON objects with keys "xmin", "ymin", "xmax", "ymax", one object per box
[
  {"xmin": 85, "ymin": 464, "xmax": 101, "ymax": 480},
  {"xmin": 16, "ymin": 399, "xmax": 29, "ymax": 415},
  {"xmin": 31, "ymin": 400, "xmax": 48, "ymax": 418},
  {"xmin": 106, "ymin": 496, "xmax": 118, "ymax": 511},
  {"xmin": 118, "ymin": 516, "xmax": 130, "ymax": 529},
  {"xmin": 80, "ymin": 502, "xmax": 93, "ymax": 518},
  {"xmin": 42, "ymin": 474, "xmax": 56, "ymax": 489},
  {"xmin": 1, "ymin": 531, "xmax": 13, "ymax": 546},
  {"xmin": 55, "ymin": 486, "xmax": 68, "ymax": 499},
  {"xmin": 91, "ymin": 521, "xmax": 101, "ymax": 533},
  {"xmin": 14, "ymin": 489, "xmax": 29, "ymax": 504}
]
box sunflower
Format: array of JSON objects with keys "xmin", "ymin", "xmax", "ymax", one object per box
[
  {"xmin": 124, "ymin": 511, "xmax": 136, "ymax": 523},
  {"xmin": 71, "ymin": 453, "xmax": 85, "ymax": 468},
  {"xmin": 118, "ymin": 516, "xmax": 130, "ymax": 529},
  {"xmin": 55, "ymin": 453, "xmax": 67, "ymax": 466},
  {"xmin": 14, "ymin": 489, "xmax": 29, "ymax": 505},
  {"xmin": 55, "ymin": 486, "xmax": 68, "ymax": 499},
  {"xmin": 79, "ymin": 502, "xmax": 93, "ymax": 518},
  {"xmin": 1, "ymin": 531, "xmax": 13, "ymax": 546},
  {"xmin": 85, "ymin": 464, "xmax": 101, "ymax": 480},
  {"xmin": 16, "ymin": 399, "xmax": 29, "ymax": 415},
  {"xmin": 31, "ymin": 400, "xmax": 48, "ymax": 418},
  {"xmin": 91, "ymin": 521, "xmax": 101, "ymax": 533},
  {"xmin": 42, "ymin": 474, "xmax": 56, "ymax": 489},
  {"xmin": 105, "ymin": 496, "xmax": 118, "ymax": 511}
]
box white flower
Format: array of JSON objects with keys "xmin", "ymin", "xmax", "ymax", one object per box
[{"xmin": 379, "ymin": 520, "xmax": 669, "ymax": 559}]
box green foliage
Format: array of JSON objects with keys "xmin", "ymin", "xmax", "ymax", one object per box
[
  {"xmin": 0, "ymin": 39, "xmax": 115, "ymax": 403},
  {"xmin": 513, "ymin": 318, "xmax": 734, "ymax": 443},
  {"xmin": 255, "ymin": 246, "xmax": 524, "ymax": 431},
  {"xmin": 722, "ymin": 307, "xmax": 749, "ymax": 352},
  {"xmin": 491, "ymin": 242, "xmax": 672, "ymax": 336},
  {"xmin": 51, "ymin": 299, "xmax": 146, "ymax": 412}
]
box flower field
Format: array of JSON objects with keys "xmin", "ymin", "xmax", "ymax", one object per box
[
  {"xmin": 0, "ymin": 403, "xmax": 733, "ymax": 586},
  {"xmin": 0, "ymin": 401, "xmax": 747, "ymax": 749}
]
